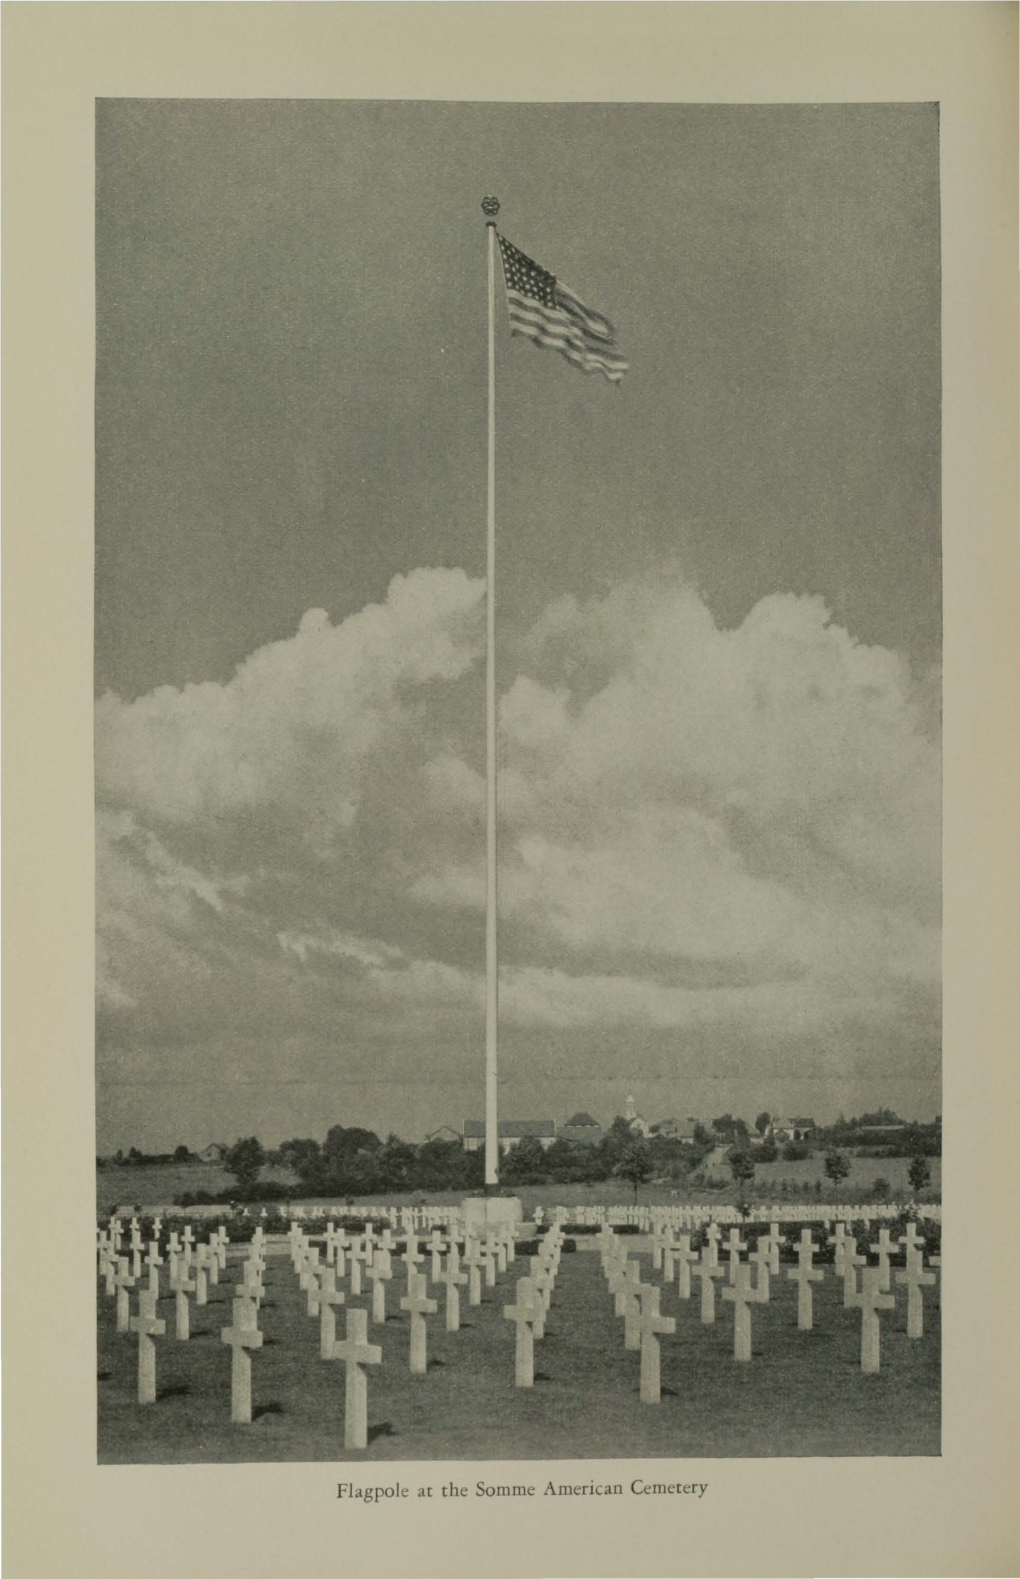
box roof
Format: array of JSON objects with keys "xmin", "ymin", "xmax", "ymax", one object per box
[
  {"xmin": 463, "ymin": 1119, "xmax": 556, "ymax": 1138},
  {"xmin": 424, "ymin": 1126, "xmax": 462, "ymax": 1142},
  {"xmin": 564, "ymin": 1111, "xmax": 600, "ymax": 1128},
  {"xmin": 791, "ymin": 1117, "xmax": 816, "ymax": 1128}
]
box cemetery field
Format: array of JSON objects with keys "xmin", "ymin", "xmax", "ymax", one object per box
[{"xmin": 98, "ymin": 1245, "xmax": 940, "ymax": 1464}]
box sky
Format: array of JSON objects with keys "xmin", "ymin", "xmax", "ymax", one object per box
[{"xmin": 95, "ymin": 100, "xmax": 941, "ymax": 1152}]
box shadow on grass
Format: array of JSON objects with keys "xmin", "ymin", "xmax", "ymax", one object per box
[
  {"xmin": 426, "ymin": 1358, "xmax": 446, "ymax": 1371},
  {"xmin": 157, "ymin": 1384, "xmax": 190, "ymax": 1400},
  {"xmin": 252, "ymin": 1402, "xmax": 284, "ymax": 1421},
  {"xmin": 97, "ymin": 1371, "xmax": 112, "ymax": 1382},
  {"xmin": 368, "ymin": 1422, "xmax": 395, "ymax": 1443}
]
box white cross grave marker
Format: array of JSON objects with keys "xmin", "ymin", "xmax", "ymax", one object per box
[
  {"xmin": 462, "ymin": 1241, "xmax": 486, "ymax": 1307},
  {"xmin": 869, "ymin": 1227, "xmax": 896, "ymax": 1292},
  {"xmin": 693, "ymin": 1249, "xmax": 726, "ymax": 1325},
  {"xmin": 440, "ymin": 1247, "xmax": 468, "ymax": 1333},
  {"xmin": 318, "ymin": 1265, "xmax": 346, "ymax": 1360},
  {"xmin": 330, "ymin": 1307, "xmax": 382, "ymax": 1451},
  {"xmin": 725, "ymin": 1228, "xmax": 747, "ymax": 1284},
  {"xmin": 114, "ymin": 1257, "xmax": 136, "ymax": 1334},
  {"xmin": 895, "ymin": 1246, "xmax": 936, "ymax": 1339},
  {"xmin": 368, "ymin": 1248, "xmax": 393, "ymax": 1326},
  {"xmin": 850, "ymin": 1264, "xmax": 895, "ymax": 1373},
  {"xmin": 428, "ymin": 1229, "xmax": 446, "ymax": 1282},
  {"xmin": 172, "ymin": 1260, "xmax": 197, "ymax": 1340},
  {"xmin": 786, "ymin": 1229, "xmax": 824, "ymax": 1329},
  {"xmin": 633, "ymin": 1285, "xmax": 675, "ymax": 1404},
  {"xmin": 751, "ymin": 1239, "xmax": 772, "ymax": 1302},
  {"xmin": 842, "ymin": 1238, "xmax": 865, "ymax": 1308},
  {"xmin": 674, "ymin": 1235, "xmax": 698, "ymax": 1300},
  {"xmin": 721, "ymin": 1260, "xmax": 765, "ymax": 1362},
  {"xmin": 130, "ymin": 1286, "xmax": 165, "ymax": 1404},
  {"xmin": 221, "ymin": 1294, "xmax": 263, "ymax": 1423},
  {"xmin": 400, "ymin": 1271, "xmax": 438, "ymax": 1374},
  {"xmin": 503, "ymin": 1275, "xmax": 542, "ymax": 1387}
]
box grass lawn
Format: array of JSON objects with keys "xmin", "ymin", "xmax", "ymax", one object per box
[{"xmin": 98, "ymin": 1246, "xmax": 940, "ymax": 1463}]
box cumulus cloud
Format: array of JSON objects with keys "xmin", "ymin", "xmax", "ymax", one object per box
[
  {"xmin": 96, "ymin": 564, "xmax": 940, "ymax": 1131},
  {"xmin": 97, "ymin": 567, "xmax": 483, "ymax": 832}
]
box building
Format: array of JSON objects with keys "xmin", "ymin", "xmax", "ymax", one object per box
[
  {"xmin": 195, "ymin": 1141, "xmax": 227, "ymax": 1164},
  {"xmin": 770, "ymin": 1117, "xmax": 816, "ymax": 1144},
  {"xmin": 624, "ymin": 1095, "xmax": 652, "ymax": 1138},
  {"xmin": 650, "ymin": 1118, "xmax": 700, "ymax": 1145},
  {"xmin": 423, "ymin": 1126, "xmax": 462, "ymax": 1144},
  {"xmin": 557, "ymin": 1112, "xmax": 603, "ymax": 1145},
  {"xmin": 462, "ymin": 1119, "xmax": 556, "ymax": 1155}
]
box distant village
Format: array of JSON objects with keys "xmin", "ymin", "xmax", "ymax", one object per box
[{"xmin": 100, "ymin": 1100, "xmax": 938, "ymax": 1171}]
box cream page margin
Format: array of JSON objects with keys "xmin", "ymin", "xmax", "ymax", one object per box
[{"xmin": 2, "ymin": 4, "xmax": 1018, "ymax": 1577}]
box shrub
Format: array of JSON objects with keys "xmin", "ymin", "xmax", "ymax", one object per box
[{"xmin": 515, "ymin": 1237, "xmax": 576, "ymax": 1256}]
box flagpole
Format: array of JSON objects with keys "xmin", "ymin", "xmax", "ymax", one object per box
[{"xmin": 482, "ymin": 196, "xmax": 500, "ymax": 1187}]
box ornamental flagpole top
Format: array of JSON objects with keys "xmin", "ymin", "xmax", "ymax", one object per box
[{"xmin": 481, "ymin": 196, "xmax": 500, "ymax": 222}]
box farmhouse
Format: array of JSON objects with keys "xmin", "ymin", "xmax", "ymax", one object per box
[
  {"xmin": 769, "ymin": 1117, "xmax": 816, "ymax": 1144},
  {"xmin": 650, "ymin": 1118, "xmax": 700, "ymax": 1145},
  {"xmin": 462, "ymin": 1119, "xmax": 556, "ymax": 1155},
  {"xmin": 196, "ymin": 1142, "xmax": 227, "ymax": 1164}
]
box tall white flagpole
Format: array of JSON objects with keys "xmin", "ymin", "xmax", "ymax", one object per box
[{"xmin": 482, "ymin": 196, "xmax": 500, "ymax": 1186}]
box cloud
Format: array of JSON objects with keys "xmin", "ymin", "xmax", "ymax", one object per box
[
  {"xmin": 95, "ymin": 564, "xmax": 940, "ymax": 1132},
  {"xmin": 96, "ymin": 567, "xmax": 484, "ymax": 832}
]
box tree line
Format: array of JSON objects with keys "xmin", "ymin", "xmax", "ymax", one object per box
[{"xmin": 99, "ymin": 1107, "xmax": 940, "ymax": 1203}]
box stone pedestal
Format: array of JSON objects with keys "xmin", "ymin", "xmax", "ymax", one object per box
[{"xmin": 461, "ymin": 1196, "xmax": 524, "ymax": 1234}]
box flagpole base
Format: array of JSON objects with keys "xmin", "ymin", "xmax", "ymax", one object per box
[{"xmin": 462, "ymin": 1196, "xmax": 523, "ymax": 1234}]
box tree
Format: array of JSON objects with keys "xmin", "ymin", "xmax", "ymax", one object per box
[
  {"xmin": 502, "ymin": 1136, "xmax": 547, "ymax": 1184},
  {"xmin": 712, "ymin": 1113, "xmax": 748, "ymax": 1142},
  {"xmin": 859, "ymin": 1108, "xmax": 901, "ymax": 1127},
  {"xmin": 173, "ymin": 1144, "xmax": 190, "ymax": 1163},
  {"xmin": 758, "ymin": 1139, "xmax": 778, "ymax": 1163},
  {"xmin": 378, "ymin": 1134, "xmax": 417, "ymax": 1191},
  {"xmin": 224, "ymin": 1136, "xmax": 265, "ymax": 1196},
  {"xmin": 823, "ymin": 1149, "xmax": 851, "ymax": 1193},
  {"xmin": 754, "ymin": 1111, "xmax": 771, "ymax": 1136},
  {"xmin": 907, "ymin": 1153, "xmax": 932, "ymax": 1194},
  {"xmin": 729, "ymin": 1149, "xmax": 756, "ymax": 1188},
  {"xmin": 613, "ymin": 1143, "xmax": 653, "ymax": 1202}
]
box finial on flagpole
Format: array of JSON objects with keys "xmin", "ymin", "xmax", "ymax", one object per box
[{"xmin": 481, "ymin": 195, "xmax": 500, "ymax": 225}]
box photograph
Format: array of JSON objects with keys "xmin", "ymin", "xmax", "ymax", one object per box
[{"xmin": 94, "ymin": 97, "xmax": 943, "ymax": 1465}]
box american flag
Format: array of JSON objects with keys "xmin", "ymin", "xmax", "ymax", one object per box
[{"xmin": 496, "ymin": 232, "xmax": 628, "ymax": 384}]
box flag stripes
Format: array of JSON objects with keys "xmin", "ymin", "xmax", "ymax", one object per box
[{"xmin": 497, "ymin": 232, "xmax": 628, "ymax": 383}]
